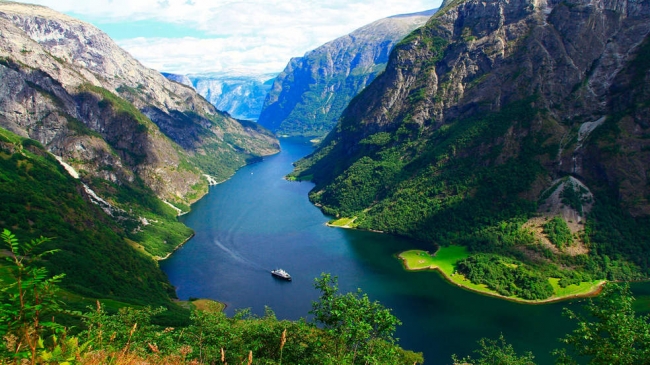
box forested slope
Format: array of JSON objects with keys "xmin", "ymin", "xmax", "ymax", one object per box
[{"xmin": 291, "ymin": 0, "xmax": 650, "ymax": 292}]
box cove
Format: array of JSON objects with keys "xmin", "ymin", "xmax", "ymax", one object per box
[{"xmin": 160, "ymin": 138, "xmax": 647, "ymax": 364}]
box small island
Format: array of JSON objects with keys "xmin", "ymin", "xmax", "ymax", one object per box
[{"xmin": 398, "ymin": 246, "xmax": 605, "ymax": 304}]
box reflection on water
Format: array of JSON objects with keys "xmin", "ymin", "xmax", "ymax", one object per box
[{"xmin": 161, "ymin": 138, "xmax": 650, "ymax": 364}]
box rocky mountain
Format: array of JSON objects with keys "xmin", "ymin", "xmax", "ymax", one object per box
[
  {"xmin": 0, "ymin": 2, "xmax": 278, "ymax": 205},
  {"xmin": 0, "ymin": 127, "xmax": 178, "ymax": 305},
  {"xmin": 188, "ymin": 73, "xmax": 275, "ymax": 121},
  {"xmin": 292, "ymin": 0, "xmax": 650, "ymax": 273},
  {"xmin": 161, "ymin": 72, "xmax": 193, "ymax": 88},
  {"xmin": 257, "ymin": 9, "xmax": 437, "ymax": 138},
  {"xmin": 0, "ymin": 2, "xmax": 279, "ymax": 263}
]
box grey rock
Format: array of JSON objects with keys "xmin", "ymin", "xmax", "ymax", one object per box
[
  {"xmin": 189, "ymin": 73, "xmax": 276, "ymax": 121},
  {"xmin": 0, "ymin": 2, "xmax": 278, "ymax": 207},
  {"xmin": 161, "ymin": 72, "xmax": 194, "ymax": 88},
  {"xmin": 257, "ymin": 8, "xmax": 437, "ymax": 138}
]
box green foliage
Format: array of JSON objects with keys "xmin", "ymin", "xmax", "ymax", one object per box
[
  {"xmin": 455, "ymin": 284, "xmax": 650, "ymax": 365},
  {"xmin": 0, "ymin": 229, "xmax": 65, "ymax": 364},
  {"xmin": 308, "ymin": 98, "xmax": 543, "ymax": 246},
  {"xmin": 554, "ymin": 283, "xmax": 650, "ymax": 364},
  {"xmin": 88, "ymin": 177, "xmax": 193, "ymax": 258},
  {"xmin": 360, "ymin": 132, "xmax": 392, "ymax": 147},
  {"xmin": 543, "ymin": 216, "xmax": 573, "ymax": 248},
  {"xmin": 560, "ymin": 181, "xmax": 590, "ymax": 216},
  {"xmin": 80, "ymin": 84, "xmax": 152, "ymax": 131},
  {"xmin": 65, "ymin": 117, "xmax": 102, "ymax": 139},
  {"xmin": 453, "ymin": 334, "xmax": 536, "ymax": 365},
  {"xmin": 0, "ymin": 130, "xmax": 178, "ymax": 305},
  {"xmin": 456, "ymin": 254, "xmax": 554, "ymax": 300},
  {"xmin": 310, "ymin": 273, "xmax": 424, "ymax": 364},
  {"xmin": 585, "ymin": 190, "xmax": 650, "ymax": 276},
  {"xmin": 185, "ymin": 141, "xmax": 247, "ymax": 181}
]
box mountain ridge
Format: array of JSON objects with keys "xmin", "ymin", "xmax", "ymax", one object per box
[
  {"xmin": 257, "ymin": 9, "xmax": 437, "ymax": 138},
  {"xmin": 291, "ymin": 0, "xmax": 650, "ymax": 278},
  {"xmin": 0, "ymin": 1, "xmax": 279, "ymax": 300},
  {"xmin": 0, "ymin": 1, "xmax": 278, "ymax": 208}
]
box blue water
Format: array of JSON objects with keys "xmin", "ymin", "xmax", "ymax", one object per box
[{"xmin": 161, "ymin": 138, "xmax": 648, "ymax": 364}]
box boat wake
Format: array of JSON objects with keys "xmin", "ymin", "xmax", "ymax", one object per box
[{"xmin": 212, "ymin": 238, "xmax": 266, "ymax": 271}]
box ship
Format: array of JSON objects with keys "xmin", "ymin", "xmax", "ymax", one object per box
[{"xmin": 271, "ymin": 268, "xmax": 292, "ymax": 281}]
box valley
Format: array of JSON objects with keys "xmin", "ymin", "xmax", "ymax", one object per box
[{"xmin": 1, "ymin": 0, "xmax": 649, "ymax": 363}]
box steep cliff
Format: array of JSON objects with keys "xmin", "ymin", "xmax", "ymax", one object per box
[
  {"xmin": 257, "ymin": 9, "xmax": 437, "ymax": 138},
  {"xmin": 0, "ymin": 2, "xmax": 278, "ymax": 206},
  {"xmin": 0, "ymin": 2, "xmax": 279, "ymax": 259},
  {"xmin": 188, "ymin": 73, "xmax": 275, "ymax": 121},
  {"xmin": 0, "ymin": 125, "xmax": 179, "ymax": 305},
  {"xmin": 293, "ymin": 0, "xmax": 650, "ymax": 274},
  {"xmin": 161, "ymin": 72, "xmax": 194, "ymax": 88}
]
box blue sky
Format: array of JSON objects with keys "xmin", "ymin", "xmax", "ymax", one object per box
[{"xmin": 14, "ymin": 0, "xmax": 441, "ymax": 75}]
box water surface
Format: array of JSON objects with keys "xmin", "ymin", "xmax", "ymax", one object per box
[{"xmin": 161, "ymin": 138, "xmax": 646, "ymax": 364}]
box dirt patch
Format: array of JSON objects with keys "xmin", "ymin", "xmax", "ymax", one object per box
[{"xmin": 523, "ymin": 216, "xmax": 589, "ymax": 257}]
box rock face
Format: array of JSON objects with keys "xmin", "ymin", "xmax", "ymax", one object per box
[
  {"xmin": 189, "ymin": 73, "xmax": 276, "ymax": 121},
  {"xmin": 161, "ymin": 72, "xmax": 193, "ymax": 88},
  {"xmin": 0, "ymin": 2, "xmax": 279, "ymax": 208},
  {"xmin": 293, "ymin": 0, "xmax": 650, "ymax": 256},
  {"xmin": 257, "ymin": 9, "xmax": 437, "ymax": 138}
]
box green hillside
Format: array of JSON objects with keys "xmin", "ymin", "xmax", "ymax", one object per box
[
  {"xmin": 290, "ymin": 0, "xmax": 650, "ymax": 298},
  {"xmin": 0, "ymin": 127, "xmax": 178, "ymax": 306}
]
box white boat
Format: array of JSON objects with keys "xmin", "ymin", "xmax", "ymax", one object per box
[{"xmin": 271, "ymin": 268, "xmax": 292, "ymax": 281}]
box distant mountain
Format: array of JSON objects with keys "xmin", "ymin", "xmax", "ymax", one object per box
[
  {"xmin": 161, "ymin": 72, "xmax": 193, "ymax": 88},
  {"xmin": 257, "ymin": 9, "xmax": 437, "ymax": 138},
  {"xmin": 189, "ymin": 73, "xmax": 276, "ymax": 121}
]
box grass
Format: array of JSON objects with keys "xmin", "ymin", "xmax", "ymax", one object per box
[
  {"xmin": 549, "ymin": 278, "xmax": 604, "ymax": 298},
  {"xmin": 399, "ymin": 246, "xmax": 468, "ymax": 273},
  {"xmin": 286, "ymin": 174, "xmax": 314, "ymax": 182},
  {"xmin": 398, "ymin": 247, "xmax": 605, "ymax": 303},
  {"xmin": 327, "ymin": 217, "xmax": 357, "ymax": 228},
  {"xmin": 190, "ymin": 299, "xmax": 226, "ymax": 313}
]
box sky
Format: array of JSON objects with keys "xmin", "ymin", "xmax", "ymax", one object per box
[{"xmin": 14, "ymin": 0, "xmax": 440, "ymax": 76}]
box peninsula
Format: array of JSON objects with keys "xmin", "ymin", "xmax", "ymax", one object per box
[{"xmin": 398, "ymin": 247, "xmax": 605, "ymax": 304}]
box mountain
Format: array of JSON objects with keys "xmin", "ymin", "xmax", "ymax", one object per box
[
  {"xmin": 0, "ymin": 128, "xmax": 178, "ymax": 306},
  {"xmin": 188, "ymin": 72, "xmax": 276, "ymax": 121},
  {"xmin": 257, "ymin": 9, "xmax": 437, "ymax": 138},
  {"xmin": 0, "ymin": 2, "xmax": 278, "ymax": 210},
  {"xmin": 292, "ymin": 0, "xmax": 650, "ymax": 277},
  {"xmin": 0, "ymin": 2, "xmax": 278, "ymax": 303},
  {"xmin": 161, "ymin": 72, "xmax": 193, "ymax": 88}
]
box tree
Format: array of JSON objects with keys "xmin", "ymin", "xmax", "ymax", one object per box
[
  {"xmin": 452, "ymin": 334, "xmax": 536, "ymax": 365},
  {"xmin": 310, "ymin": 273, "xmax": 423, "ymax": 364},
  {"xmin": 554, "ymin": 283, "xmax": 650, "ymax": 364},
  {"xmin": 0, "ymin": 229, "xmax": 65, "ymax": 364}
]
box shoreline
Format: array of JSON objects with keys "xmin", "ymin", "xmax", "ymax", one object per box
[
  {"xmin": 398, "ymin": 250, "xmax": 607, "ymax": 305},
  {"xmin": 156, "ymin": 233, "xmax": 195, "ymax": 261},
  {"xmin": 324, "ymin": 217, "xmax": 608, "ymax": 304}
]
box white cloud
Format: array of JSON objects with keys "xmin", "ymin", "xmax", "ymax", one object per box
[{"xmin": 13, "ymin": 0, "xmax": 442, "ymax": 74}]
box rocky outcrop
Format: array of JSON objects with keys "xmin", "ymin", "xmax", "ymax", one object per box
[
  {"xmin": 293, "ymin": 0, "xmax": 650, "ymax": 248},
  {"xmin": 257, "ymin": 9, "xmax": 437, "ymax": 138},
  {"xmin": 189, "ymin": 73, "xmax": 276, "ymax": 121},
  {"xmin": 0, "ymin": 2, "xmax": 279, "ymax": 208}
]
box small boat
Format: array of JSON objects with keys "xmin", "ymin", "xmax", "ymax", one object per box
[{"xmin": 271, "ymin": 268, "xmax": 292, "ymax": 281}]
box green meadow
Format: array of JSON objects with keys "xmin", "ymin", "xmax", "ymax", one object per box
[{"xmin": 398, "ymin": 247, "xmax": 604, "ymax": 303}]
